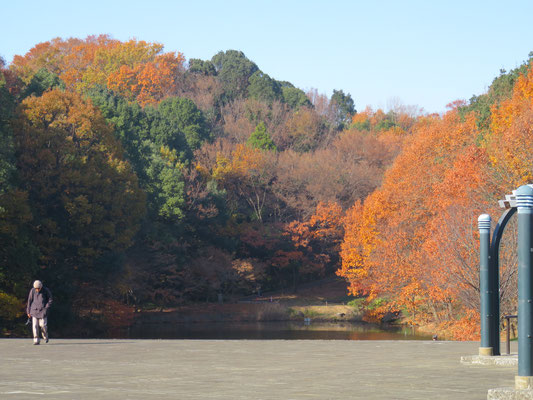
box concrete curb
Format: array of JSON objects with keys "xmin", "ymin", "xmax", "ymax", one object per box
[
  {"xmin": 488, "ymin": 387, "xmax": 533, "ymax": 399},
  {"xmin": 461, "ymin": 354, "xmax": 518, "ymax": 367}
]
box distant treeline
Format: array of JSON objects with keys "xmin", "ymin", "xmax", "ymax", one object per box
[
  {"xmin": 2, "ymin": 35, "xmax": 530, "ymax": 339},
  {"xmin": 0, "ymin": 36, "xmax": 402, "ymax": 334}
]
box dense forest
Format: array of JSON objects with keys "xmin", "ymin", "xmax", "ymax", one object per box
[{"xmin": 1, "ymin": 35, "xmax": 531, "ymax": 339}]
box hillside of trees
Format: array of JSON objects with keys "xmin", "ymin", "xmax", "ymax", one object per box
[
  {"xmin": 1, "ymin": 35, "xmax": 531, "ymax": 339},
  {"xmin": 338, "ymin": 56, "xmax": 533, "ymax": 339}
]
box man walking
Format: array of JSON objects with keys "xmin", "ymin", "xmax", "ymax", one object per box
[{"xmin": 26, "ymin": 280, "xmax": 53, "ymax": 345}]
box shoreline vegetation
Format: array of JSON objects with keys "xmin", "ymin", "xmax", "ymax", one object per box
[
  {"xmin": 139, "ymin": 301, "xmax": 363, "ymax": 324},
  {"xmin": 139, "ymin": 277, "xmax": 365, "ymax": 323},
  {"xmin": 92, "ymin": 277, "xmax": 423, "ymax": 339},
  {"xmin": 109, "ymin": 277, "xmax": 442, "ymax": 340}
]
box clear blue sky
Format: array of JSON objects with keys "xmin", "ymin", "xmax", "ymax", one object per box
[{"xmin": 2, "ymin": 0, "xmax": 532, "ymax": 114}]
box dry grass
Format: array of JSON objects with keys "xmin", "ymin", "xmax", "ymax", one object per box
[
  {"xmin": 143, "ymin": 278, "xmax": 361, "ymax": 323},
  {"xmin": 289, "ymin": 305, "xmax": 361, "ymax": 321},
  {"xmin": 255, "ymin": 303, "xmax": 290, "ymax": 321}
]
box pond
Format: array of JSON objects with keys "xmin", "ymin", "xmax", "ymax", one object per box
[{"xmin": 118, "ymin": 320, "xmax": 433, "ymax": 340}]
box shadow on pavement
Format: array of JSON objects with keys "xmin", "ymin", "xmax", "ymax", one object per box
[{"xmin": 47, "ymin": 341, "xmax": 136, "ymax": 345}]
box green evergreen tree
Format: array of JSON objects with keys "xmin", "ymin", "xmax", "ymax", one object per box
[
  {"xmin": 282, "ymin": 86, "xmax": 312, "ymax": 109},
  {"xmin": 87, "ymin": 86, "xmax": 152, "ymax": 185},
  {"xmin": 148, "ymin": 97, "xmax": 209, "ymax": 160},
  {"xmin": 88, "ymin": 89, "xmax": 191, "ymax": 234},
  {"xmin": 23, "ymin": 68, "xmax": 63, "ymax": 98},
  {"xmin": 211, "ymin": 50, "xmax": 258, "ymax": 102},
  {"xmin": 188, "ymin": 59, "xmax": 217, "ymax": 76},
  {"xmin": 247, "ymin": 71, "xmax": 282, "ymax": 104},
  {"xmin": 331, "ymin": 89, "xmax": 356, "ymax": 130},
  {"xmin": 247, "ymin": 122, "xmax": 276, "ymax": 151}
]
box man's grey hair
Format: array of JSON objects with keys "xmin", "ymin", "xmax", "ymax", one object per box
[{"xmin": 33, "ymin": 280, "xmax": 43, "ymax": 289}]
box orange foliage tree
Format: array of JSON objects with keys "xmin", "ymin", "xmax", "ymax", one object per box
[
  {"xmin": 108, "ymin": 52, "xmax": 185, "ymax": 106},
  {"xmin": 11, "ymin": 35, "xmax": 185, "ymax": 106},
  {"xmin": 338, "ymin": 110, "xmax": 487, "ymax": 332},
  {"xmin": 285, "ymin": 202, "xmax": 344, "ymax": 271},
  {"xmin": 270, "ymin": 202, "xmax": 345, "ymax": 291},
  {"xmin": 338, "ymin": 60, "xmax": 533, "ymax": 338},
  {"xmin": 211, "ymin": 143, "xmax": 276, "ymax": 222},
  {"xmin": 487, "ymin": 61, "xmax": 533, "ymax": 187}
]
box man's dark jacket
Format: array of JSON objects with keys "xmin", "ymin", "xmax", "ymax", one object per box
[{"xmin": 26, "ymin": 287, "xmax": 53, "ymax": 319}]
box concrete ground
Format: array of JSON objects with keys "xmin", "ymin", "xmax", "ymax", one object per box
[{"xmin": 0, "ymin": 339, "xmax": 518, "ymax": 400}]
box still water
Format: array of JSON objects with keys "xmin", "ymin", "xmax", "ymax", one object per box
[{"xmin": 121, "ymin": 321, "xmax": 433, "ymax": 340}]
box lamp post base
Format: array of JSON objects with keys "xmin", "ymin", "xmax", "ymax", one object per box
[
  {"xmin": 479, "ymin": 347, "xmax": 493, "ymax": 356},
  {"xmin": 516, "ymin": 376, "xmax": 533, "ymax": 390}
]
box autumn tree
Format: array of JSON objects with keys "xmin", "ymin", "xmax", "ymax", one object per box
[
  {"xmin": 0, "ymin": 59, "xmax": 16, "ymax": 194},
  {"xmin": 212, "ymin": 143, "xmax": 276, "ymax": 222},
  {"xmin": 10, "ymin": 37, "xmax": 83, "ymax": 84},
  {"xmin": 351, "ymin": 108, "xmax": 372, "ymax": 131},
  {"xmin": 181, "ymin": 164, "xmax": 228, "ymax": 236},
  {"xmin": 338, "ymin": 110, "xmax": 481, "ymax": 329},
  {"xmin": 272, "ymin": 129, "xmax": 397, "ymax": 223},
  {"xmin": 287, "ymin": 201, "xmax": 344, "ymax": 274},
  {"xmin": 283, "ymin": 107, "xmax": 325, "ymax": 152},
  {"xmin": 487, "ymin": 62, "xmax": 533, "ymax": 187},
  {"xmin": 462, "ymin": 56, "xmax": 532, "ymax": 131},
  {"xmin": 181, "ymin": 73, "xmax": 223, "ymax": 130},
  {"xmin": 0, "ymin": 59, "xmax": 39, "ymax": 308},
  {"xmin": 3, "ymin": 35, "xmax": 408, "ymax": 319},
  {"xmin": 220, "ymin": 98, "xmax": 290, "ymax": 146},
  {"xmin": 13, "ymin": 89, "xmax": 145, "ymax": 282},
  {"xmin": 12, "ymin": 36, "xmax": 186, "ymax": 107}
]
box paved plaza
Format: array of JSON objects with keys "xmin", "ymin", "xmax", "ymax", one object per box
[{"xmin": 0, "ymin": 339, "xmax": 518, "ymax": 399}]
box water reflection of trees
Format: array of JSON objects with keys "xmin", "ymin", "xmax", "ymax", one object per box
[{"xmin": 127, "ymin": 319, "xmax": 431, "ymax": 340}]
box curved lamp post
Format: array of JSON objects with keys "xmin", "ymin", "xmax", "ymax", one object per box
[
  {"xmin": 478, "ymin": 184, "xmax": 533, "ymax": 389},
  {"xmin": 479, "ymin": 191, "xmax": 518, "ymax": 356}
]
